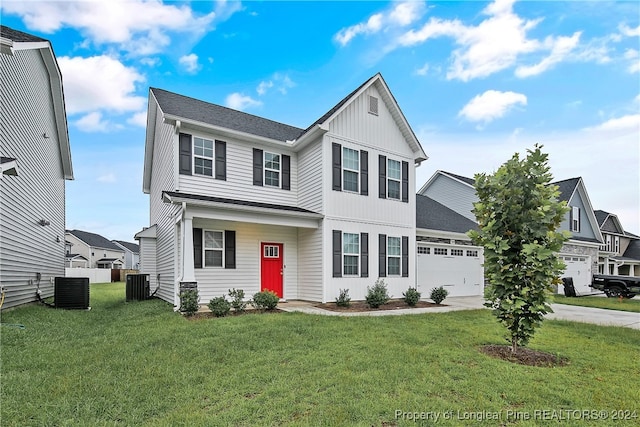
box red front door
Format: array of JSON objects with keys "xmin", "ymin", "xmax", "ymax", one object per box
[{"xmin": 261, "ymin": 243, "xmax": 283, "ymax": 298}]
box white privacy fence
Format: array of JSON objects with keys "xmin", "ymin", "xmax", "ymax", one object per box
[{"xmin": 65, "ymin": 268, "xmax": 111, "ymax": 284}]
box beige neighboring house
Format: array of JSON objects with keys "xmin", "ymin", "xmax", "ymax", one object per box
[
  {"xmin": 65, "ymin": 240, "xmax": 88, "ymax": 268},
  {"xmin": 65, "ymin": 230, "xmax": 125, "ymax": 269},
  {"xmin": 1, "ymin": 25, "xmax": 74, "ymax": 309},
  {"xmin": 595, "ymin": 210, "xmax": 640, "ymax": 277}
]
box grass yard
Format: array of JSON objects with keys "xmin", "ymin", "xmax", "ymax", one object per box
[
  {"xmin": 552, "ymin": 295, "xmax": 640, "ymax": 313},
  {"xmin": 1, "ymin": 283, "xmax": 639, "ymax": 426}
]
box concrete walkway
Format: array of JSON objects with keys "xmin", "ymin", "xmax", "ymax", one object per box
[{"xmin": 279, "ymin": 296, "xmax": 640, "ymax": 330}]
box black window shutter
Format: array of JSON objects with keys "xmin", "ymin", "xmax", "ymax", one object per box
[
  {"xmin": 332, "ymin": 143, "xmax": 342, "ymax": 191},
  {"xmin": 282, "ymin": 155, "xmax": 291, "ymax": 190},
  {"xmin": 401, "ymin": 161, "xmax": 409, "ymax": 203},
  {"xmin": 360, "ymin": 150, "xmax": 368, "ymax": 196},
  {"xmin": 333, "ymin": 230, "xmax": 342, "ymax": 278},
  {"xmin": 379, "ymin": 234, "xmax": 387, "ymax": 277},
  {"xmin": 401, "ymin": 236, "xmax": 409, "ymax": 277},
  {"xmin": 379, "ymin": 155, "xmax": 386, "ymax": 199},
  {"xmin": 215, "ymin": 140, "xmax": 226, "ymax": 180},
  {"xmin": 193, "ymin": 227, "xmax": 202, "ymax": 269},
  {"xmin": 569, "ymin": 208, "xmax": 573, "ymax": 231},
  {"xmin": 361, "ymin": 232, "xmax": 369, "ymax": 278},
  {"xmin": 253, "ymin": 148, "xmax": 263, "ymax": 186},
  {"xmin": 225, "ymin": 230, "xmax": 236, "ymax": 269},
  {"xmin": 179, "ymin": 133, "xmax": 192, "ymax": 175}
]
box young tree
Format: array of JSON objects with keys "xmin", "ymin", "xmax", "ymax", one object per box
[{"xmin": 469, "ymin": 145, "xmax": 570, "ymax": 353}]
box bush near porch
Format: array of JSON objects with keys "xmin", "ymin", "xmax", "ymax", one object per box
[{"xmin": 1, "ymin": 282, "xmax": 638, "ymax": 426}]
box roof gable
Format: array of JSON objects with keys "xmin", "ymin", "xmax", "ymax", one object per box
[
  {"xmin": 67, "ymin": 230, "xmax": 123, "ymax": 251},
  {"xmin": 113, "ymin": 240, "xmax": 140, "ymax": 253},
  {"xmin": 553, "ymin": 177, "xmax": 603, "ymax": 243},
  {"xmin": 416, "ymin": 194, "xmax": 478, "ymax": 234}
]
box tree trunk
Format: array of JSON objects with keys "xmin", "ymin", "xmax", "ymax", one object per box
[{"xmin": 511, "ymin": 337, "xmax": 518, "ymax": 353}]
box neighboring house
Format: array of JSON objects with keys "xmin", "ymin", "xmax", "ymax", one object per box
[
  {"xmin": 138, "ymin": 73, "xmax": 427, "ymax": 306},
  {"xmin": 419, "ymin": 172, "xmax": 603, "ymax": 295},
  {"xmin": 0, "ymin": 26, "xmax": 74, "ymax": 309},
  {"xmin": 65, "ymin": 240, "xmax": 88, "ymax": 268},
  {"xmin": 65, "ymin": 230, "xmax": 125, "ymax": 269},
  {"xmin": 415, "ymin": 194, "xmax": 484, "ymax": 297},
  {"xmin": 112, "ymin": 240, "xmax": 140, "ymax": 269},
  {"xmin": 595, "ymin": 210, "xmax": 640, "ymax": 276}
]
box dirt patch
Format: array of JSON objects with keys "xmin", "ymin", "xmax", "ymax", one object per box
[
  {"xmin": 315, "ymin": 299, "xmax": 445, "ymax": 312},
  {"xmin": 480, "ymin": 344, "xmax": 569, "ymax": 367},
  {"xmin": 185, "ymin": 309, "xmax": 284, "ymax": 320}
]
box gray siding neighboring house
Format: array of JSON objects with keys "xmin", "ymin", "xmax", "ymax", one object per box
[
  {"xmin": 112, "ymin": 240, "xmax": 140, "ymax": 269},
  {"xmin": 0, "ymin": 26, "xmax": 74, "ymax": 309},
  {"xmin": 65, "ymin": 230, "xmax": 125, "ymax": 269},
  {"xmin": 595, "ymin": 210, "xmax": 640, "ymax": 276}
]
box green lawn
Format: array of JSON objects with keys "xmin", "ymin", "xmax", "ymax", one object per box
[
  {"xmin": 552, "ymin": 295, "xmax": 640, "ymax": 313},
  {"xmin": 1, "ymin": 283, "xmax": 639, "ymax": 426}
]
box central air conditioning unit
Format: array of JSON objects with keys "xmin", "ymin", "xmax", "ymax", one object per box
[
  {"xmin": 126, "ymin": 274, "xmax": 150, "ymax": 301},
  {"xmin": 54, "ymin": 277, "xmax": 90, "ymax": 309}
]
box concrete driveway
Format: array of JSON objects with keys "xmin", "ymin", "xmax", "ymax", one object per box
[{"xmin": 281, "ymin": 296, "xmax": 640, "ymax": 330}]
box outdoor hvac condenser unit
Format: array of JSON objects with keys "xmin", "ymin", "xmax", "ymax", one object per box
[
  {"xmin": 126, "ymin": 274, "xmax": 150, "ymax": 301},
  {"xmin": 54, "ymin": 277, "xmax": 90, "ymax": 309}
]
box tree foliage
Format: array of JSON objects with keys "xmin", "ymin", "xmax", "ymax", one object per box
[{"xmin": 468, "ymin": 145, "xmax": 570, "ymax": 352}]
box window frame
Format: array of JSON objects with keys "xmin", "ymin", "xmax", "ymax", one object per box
[
  {"xmin": 387, "ymin": 236, "xmax": 401, "ymax": 276},
  {"xmin": 263, "ymin": 151, "xmax": 281, "ymax": 188},
  {"xmin": 203, "ymin": 229, "xmax": 225, "ymax": 268},
  {"xmin": 193, "ymin": 136, "xmax": 214, "ymax": 177},
  {"xmin": 342, "ymin": 147, "xmax": 360, "ymax": 193},
  {"xmin": 434, "ymin": 247, "xmax": 448, "ymax": 256},
  {"xmin": 342, "ymin": 232, "xmax": 360, "ymax": 276},
  {"xmin": 614, "ymin": 236, "xmax": 620, "ymax": 253},
  {"xmin": 387, "ymin": 159, "xmax": 401, "ymax": 200},
  {"xmin": 571, "ymin": 206, "xmax": 581, "ymax": 232}
]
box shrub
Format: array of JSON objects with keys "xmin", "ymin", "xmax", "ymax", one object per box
[
  {"xmin": 251, "ymin": 290, "xmax": 279, "ymax": 311},
  {"xmin": 335, "ymin": 288, "xmax": 351, "ymax": 307},
  {"xmin": 208, "ymin": 296, "xmax": 231, "ymax": 317},
  {"xmin": 366, "ymin": 279, "xmax": 390, "ymax": 309},
  {"xmin": 430, "ymin": 286, "xmax": 449, "ymax": 305},
  {"xmin": 179, "ymin": 289, "xmax": 199, "ymax": 316},
  {"xmin": 403, "ymin": 287, "xmax": 421, "ymax": 306},
  {"xmin": 228, "ymin": 288, "xmax": 247, "ymax": 313}
]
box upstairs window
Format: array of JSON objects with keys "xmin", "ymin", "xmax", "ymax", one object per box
[
  {"xmin": 342, "ymin": 147, "xmax": 360, "ymax": 193},
  {"xmin": 614, "ymin": 236, "xmax": 620, "ymax": 253},
  {"xmin": 387, "ymin": 159, "xmax": 401, "ymax": 200},
  {"xmin": 571, "ymin": 206, "xmax": 581, "ymax": 232},
  {"xmin": 264, "ymin": 152, "xmax": 281, "ymax": 187},
  {"xmin": 194, "ymin": 137, "xmax": 214, "ymax": 177}
]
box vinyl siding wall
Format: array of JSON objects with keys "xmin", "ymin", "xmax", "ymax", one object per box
[
  {"xmin": 420, "ymin": 174, "xmax": 477, "ymax": 222},
  {"xmin": 297, "ymin": 224, "xmax": 324, "ymax": 301},
  {"xmin": 297, "ymin": 141, "xmax": 323, "ymax": 213},
  {"xmin": 0, "ymin": 48, "xmax": 66, "ymax": 309},
  {"xmin": 138, "ymin": 237, "xmax": 157, "ymax": 290},
  {"xmin": 562, "ymin": 190, "xmax": 597, "ymax": 240},
  {"xmin": 148, "ymin": 103, "xmax": 180, "ymax": 304}
]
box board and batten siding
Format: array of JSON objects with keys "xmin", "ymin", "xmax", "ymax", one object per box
[
  {"xmin": 297, "ymin": 140, "xmax": 323, "ymax": 214},
  {"xmin": 420, "ymin": 174, "xmax": 478, "ymax": 222},
  {"xmin": 192, "ymin": 219, "xmax": 299, "ymax": 302},
  {"xmin": 0, "ymin": 48, "xmax": 66, "ymax": 309},
  {"xmin": 178, "ymin": 130, "xmax": 298, "ymax": 207},
  {"xmin": 148, "ymin": 105, "xmax": 180, "ymax": 304}
]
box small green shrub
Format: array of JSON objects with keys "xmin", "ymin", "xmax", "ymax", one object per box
[
  {"xmin": 251, "ymin": 290, "xmax": 279, "ymax": 311},
  {"xmin": 179, "ymin": 289, "xmax": 199, "ymax": 316},
  {"xmin": 403, "ymin": 287, "xmax": 421, "ymax": 306},
  {"xmin": 335, "ymin": 288, "xmax": 351, "ymax": 307},
  {"xmin": 366, "ymin": 279, "xmax": 390, "ymax": 309},
  {"xmin": 430, "ymin": 286, "xmax": 449, "ymax": 305},
  {"xmin": 208, "ymin": 296, "xmax": 231, "ymax": 317},
  {"xmin": 228, "ymin": 288, "xmax": 247, "ymax": 313}
]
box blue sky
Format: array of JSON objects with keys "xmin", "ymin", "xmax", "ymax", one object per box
[{"xmin": 2, "ymin": 0, "xmax": 639, "ymax": 241}]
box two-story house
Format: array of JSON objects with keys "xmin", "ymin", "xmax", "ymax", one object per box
[
  {"xmin": 1, "ymin": 26, "xmax": 74, "ymax": 309},
  {"xmin": 595, "ymin": 210, "xmax": 640, "ymax": 276},
  {"xmin": 137, "ymin": 73, "xmax": 427, "ymax": 306},
  {"xmin": 65, "ymin": 230, "xmax": 125, "ymax": 269},
  {"xmin": 419, "ymin": 171, "xmax": 603, "ymax": 296},
  {"xmin": 112, "ymin": 240, "xmax": 140, "ymax": 270}
]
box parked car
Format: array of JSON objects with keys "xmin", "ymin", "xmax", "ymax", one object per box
[{"xmin": 591, "ymin": 274, "xmax": 640, "ymax": 298}]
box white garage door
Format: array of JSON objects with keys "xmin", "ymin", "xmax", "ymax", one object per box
[
  {"xmin": 560, "ymin": 255, "xmax": 591, "ymax": 295},
  {"xmin": 417, "ymin": 245, "xmax": 484, "ymax": 297}
]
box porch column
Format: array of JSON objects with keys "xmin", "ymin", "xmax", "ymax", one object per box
[{"xmin": 181, "ymin": 217, "xmax": 197, "ymax": 284}]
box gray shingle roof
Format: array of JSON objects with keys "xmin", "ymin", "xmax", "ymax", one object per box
[
  {"xmin": 441, "ymin": 171, "xmax": 476, "ymax": 186},
  {"xmin": 0, "ymin": 25, "xmax": 47, "ymax": 43},
  {"xmin": 622, "ymin": 239, "xmax": 640, "ymax": 260},
  {"xmin": 164, "ymin": 191, "xmax": 319, "ymax": 214},
  {"xmin": 416, "ymin": 194, "xmax": 478, "ymax": 234},
  {"xmin": 113, "ymin": 240, "xmax": 140, "ymax": 253},
  {"xmin": 150, "ymin": 88, "xmax": 304, "ymax": 142},
  {"xmin": 594, "ymin": 210, "xmax": 609, "ymax": 227},
  {"xmin": 552, "ymin": 177, "xmax": 580, "ymax": 202},
  {"xmin": 67, "ymin": 230, "xmax": 122, "ymax": 251}
]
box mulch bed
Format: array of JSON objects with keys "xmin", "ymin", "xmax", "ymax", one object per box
[
  {"xmin": 185, "ymin": 309, "xmax": 284, "ymax": 320},
  {"xmin": 315, "ymin": 299, "xmax": 445, "ymax": 312},
  {"xmin": 480, "ymin": 344, "xmax": 569, "ymax": 367}
]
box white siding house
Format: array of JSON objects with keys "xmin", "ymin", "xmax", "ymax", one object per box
[
  {"xmin": 65, "ymin": 230, "xmax": 125, "ymax": 269},
  {"xmin": 0, "ymin": 26, "xmax": 73, "ymax": 309},
  {"xmin": 138, "ymin": 74, "xmax": 427, "ymax": 306}
]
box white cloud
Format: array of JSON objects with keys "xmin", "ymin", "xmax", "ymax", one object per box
[
  {"xmin": 584, "ymin": 114, "xmax": 640, "ymax": 132},
  {"xmin": 619, "ymin": 24, "xmax": 640, "ymax": 37},
  {"xmin": 256, "ymin": 73, "xmax": 295, "ymax": 96},
  {"xmin": 1, "ymin": 0, "xmax": 238, "ymax": 56},
  {"xmin": 415, "ymin": 63, "xmax": 430, "ymax": 76},
  {"xmin": 458, "ymin": 90, "xmax": 527, "ymax": 124},
  {"xmin": 97, "ymin": 173, "xmax": 117, "ymax": 183},
  {"xmin": 256, "ymin": 80, "xmax": 274, "ymax": 96},
  {"xmin": 140, "ymin": 57, "xmax": 160, "ymax": 67},
  {"xmin": 515, "ymin": 32, "xmax": 581, "ymax": 78},
  {"xmin": 58, "ymin": 55, "xmax": 145, "ymax": 114},
  {"xmin": 74, "ymin": 111, "xmax": 110, "ymax": 132},
  {"xmin": 225, "ymin": 93, "xmax": 262, "ymax": 111},
  {"xmin": 623, "ymin": 49, "xmax": 640, "ymax": 73},
  {"xmin": 127, "ymin": 111, "xmax": 148, "ymax": 128},
  {"xmin": 179, "ymin": 53, "xmax": 200, "ymax": 73},
  {"xmin": 334, "ymin": 1, "xmax": 425, "ymax": 46}
]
